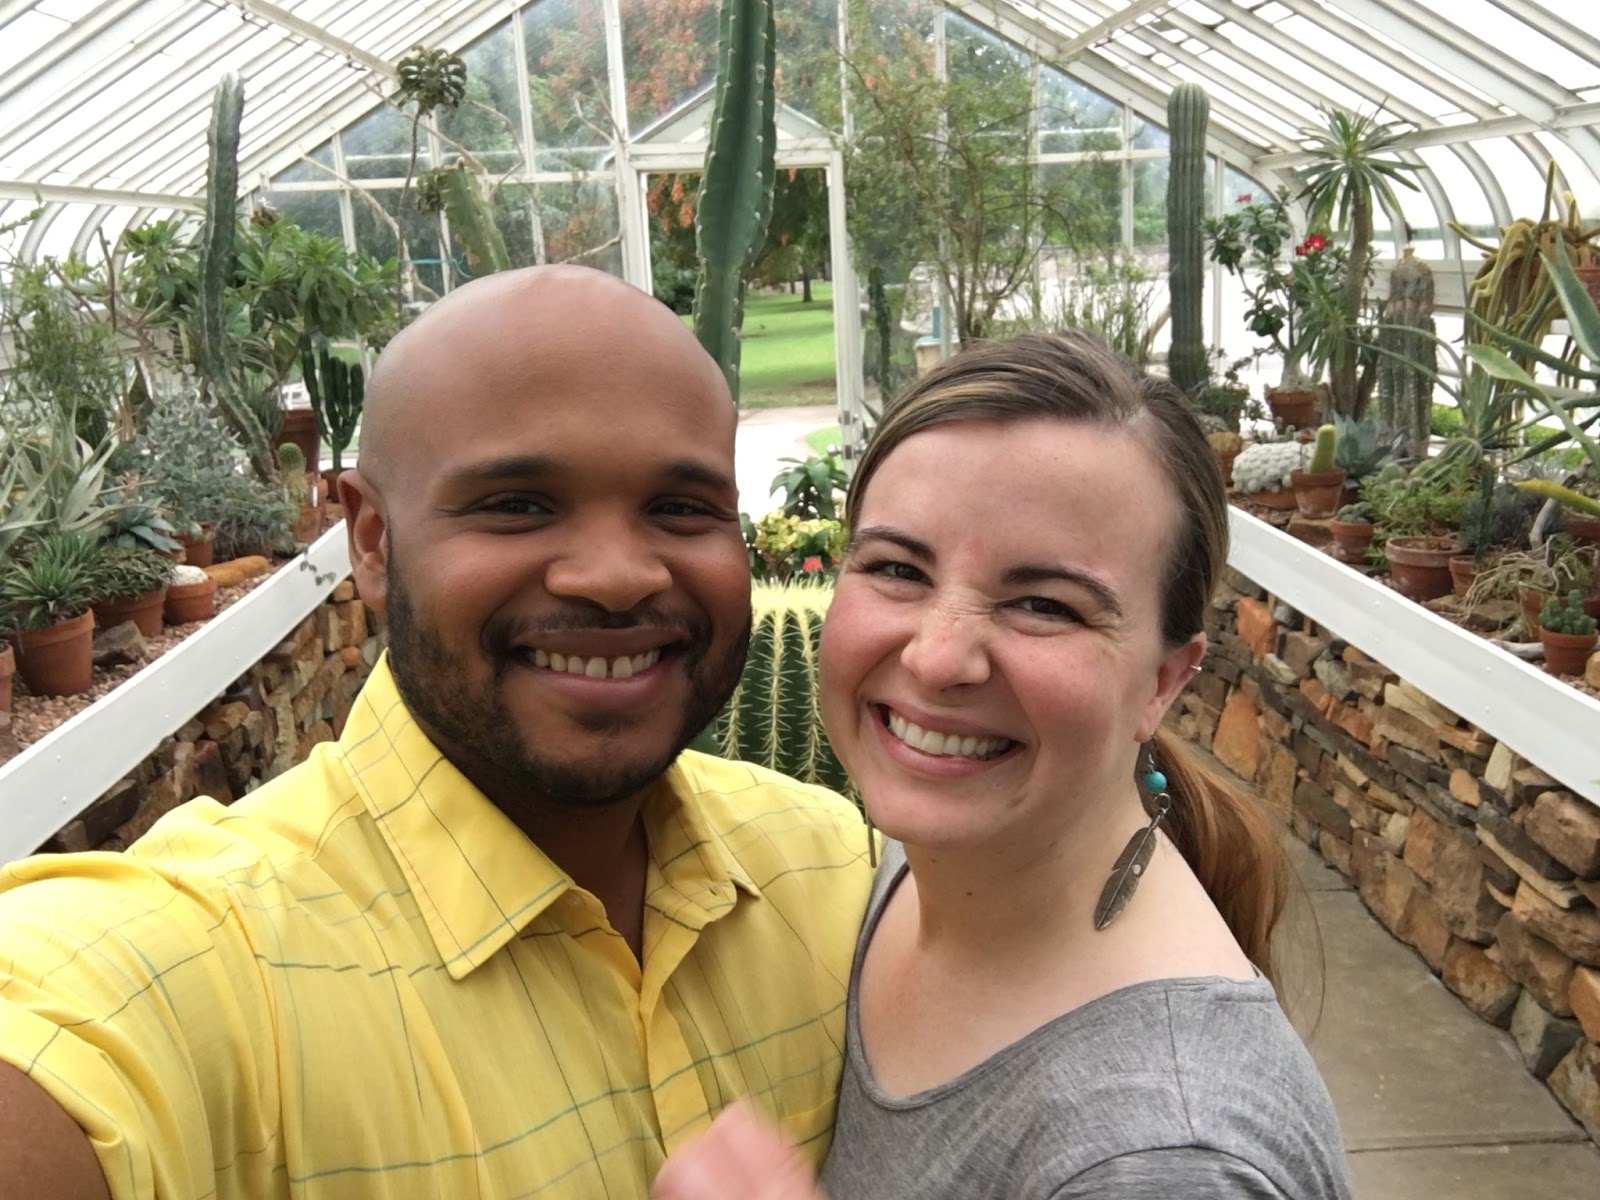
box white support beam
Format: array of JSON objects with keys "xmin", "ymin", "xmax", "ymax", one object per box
[
  {"xmin": 1259, "ymin": 102, "xmax": 1600, "ymax": 165},
  {"xmin": 0, "ymin": 0, "xmax": 43, "ymax": 32},
  {"xmin": 219, "ymin": 0, "xmax": 395, "ymax": 77},
  {"xmin": 1054, "ymin": 0, "xmax": 1174, "ymax": 57},
  {"xmin": 601, "ymin": 0, "xmax": 649, "ymax": 289},
  {"xmin": 0, "ymin": 179, "xmax": 201, "ymax": 209}
]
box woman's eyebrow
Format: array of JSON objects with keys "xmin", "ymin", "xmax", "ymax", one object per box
[
  {"xmin": 1002, "ymin": 563, "xmax": 1124, "ymax": 619},
  {"xmin": 847, "ymin": 526, "xmax": 934, "ymax": 560}
]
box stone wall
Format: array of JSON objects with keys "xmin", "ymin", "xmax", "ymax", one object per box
[
  {"xmin": 40, "ymin": 578, "xmax": 381, "ymax": 856},
  {"xmin": 1173, "ymin": 566, "xmax": 1600, "ymax": 1146}
]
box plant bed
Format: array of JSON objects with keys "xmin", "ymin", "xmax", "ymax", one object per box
[{"xmin": 3, "ymin": 569, "xmax": 277, "ymax": 765}]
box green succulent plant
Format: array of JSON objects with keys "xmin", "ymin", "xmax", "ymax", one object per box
[
  {"xmin": 1540, "ymin": 589, "xmax": 1597, "ymax": 637},
  {"xmin": 2, "ymin": 532, "xmax": 104, "ymax": 631}
]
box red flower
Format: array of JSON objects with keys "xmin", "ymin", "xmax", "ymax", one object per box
[
  {"xmin": 1236, "ymin": 192, "xmax": 1252, "ymax": 204},
  {"xmin": 1294, "ymin": 242, "xmax": 1307, "ymax": 257},
  {"xmin": 802, "ymin": 556, "xmax": 824, "ymax": 573},
  {"xmin": 1306, "ymin": 233, "xmax": 1327, "ymax": 253}
]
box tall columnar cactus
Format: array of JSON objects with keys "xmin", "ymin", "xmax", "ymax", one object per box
[
  {"xmin": 1166, "ymin": 82, "xmax": 1210, "ymax": 397},
  {"xmin": 1376, "ymin": 246, "xmax": 1436, "ymax": 461},
  {"xmin": 302, "ymin": 343, "xmax": 366, "ymax": 472},
  {"xmin": 418, "ymin": 164, "xmax": 510, "ymax": 278},
  {"xmin": 693, "ymin": 0, "xmax": 778, "ymax": 404},
  {"xmin": 696, "ymin": 582, "xmax": 849, "ymax": 796},
  {"xmin": 198, "ymin": 73, "xmax": 276, "ymax": 482},
  {"xmin": 1307, "ymin": 424, "xmax": 1338, "ymax": 474}
]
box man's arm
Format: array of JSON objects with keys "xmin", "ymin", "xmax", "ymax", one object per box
[{"xmin": 0, "ymin": 1060, "xmax": 110, "ymax": 1199}]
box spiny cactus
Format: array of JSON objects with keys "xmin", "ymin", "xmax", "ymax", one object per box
[
  {"xmin": 276, "ymin": 443, "xmax": 310, "ymax": 504},
  {"xmin": 1540, "ymin": 589, "xmax": 1596, "ymax": 636},
  {"xmin": 1308, "ymin": 424, "xmax": 1338, "ymax": 474},
  {"xmin": 419, "ymin": 163, "xmax": 510, "ymax": 278},
  {"xmin": 696, "ymin": 582, "xmax": 848, "ymax": 795},
  {"xmin": 1166, "ymin": 82, "xmax": 1209, "ymax": 397},
  {"xmin": 302, "ymin": 343, "xmax": 366, "ymax": 472},
  {"xmin": 198, "ymin": 73, "xmax": 276, "ymax": 483},
  {"xmin": 693, "ymin": 0, "xmax": 778, "ymax": 404},
  {"xmin": 1377, "ymin": 247, "xmax": 1436, "ymax": 461}
]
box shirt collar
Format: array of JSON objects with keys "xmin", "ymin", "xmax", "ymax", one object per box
[{"xmin": 334, "ymin": 656, "xmax": 757, "ymax": 979}]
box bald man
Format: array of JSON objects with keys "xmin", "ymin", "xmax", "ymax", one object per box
[{"xmin": 0, "ymin": 267, "xmax": 873, "ymax": 1199}]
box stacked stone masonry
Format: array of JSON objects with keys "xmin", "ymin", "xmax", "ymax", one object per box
[
  {"xmin": 40, "ymin": 578, "xmax": 381, "ymax": 856},
  {"xmin": 1169, "ymin": 567, "xmax": 1600, "ymax": 1146}
]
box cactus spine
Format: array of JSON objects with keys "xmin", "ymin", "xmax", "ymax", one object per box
[
  {"xmin": 198, "ymin": 73, "xmax": 276, "ymax": 482},
  {"xmin": 1166, "ymin": 82, "xmax": 1210, "ymax": 397},
  {"xmin": 1377, "ymin": 247, "xmax": 1436, "ymax": 461},
  {"xmin": 697, "ymin": 583, "xmax": 848, "ymax": 795},
  {"xmin": 693, "ymin": 0, "xmax": 778, "ymax": 404},
  {"xmin": 302, "ymin": 343, "xmax": 366, "ymax": 472}
]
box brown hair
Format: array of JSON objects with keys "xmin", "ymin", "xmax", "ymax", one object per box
[{"xmin": 847, "ymin": 332, "xmax": 1289, "ymax": 979}]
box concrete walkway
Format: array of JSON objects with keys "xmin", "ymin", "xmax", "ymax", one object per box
[
  {"xmin": 734, "ymin": 404, "xmax": 838, "ymax": 518},
  {"xmin": 1278, "ymin": 799, "xmax": 1600, "ymax": 1196}
]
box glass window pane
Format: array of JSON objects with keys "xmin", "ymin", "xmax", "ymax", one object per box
[
  {"xmin": 272, "ymin": 141, "xmax": 336, "ymax": 185},
  {"xmin": 1134, "ymin": 159, "xmax": 1168, "ymax": 247},
  {"xmin": 352, "ymin": 187, "xmax": 443, "ymax": 298},
  {"xmin": 342, "ymin": 106, "xmax": 417, "ymax": 182},
  {"xmin": 536, "ymin": 178, "xmax": 621, "ymax": 276},
  {"xmin": 438, "ymin": 20, "xmax": 523, "ymax": 174},
  {"xmin": 776, "ymin": 0, "xmax": 842, "ymax": 128},
  {"xmin": 1416, "ymin": 145, "xmax": 1493, "ymax": 239},
  {"xmin": 620, "ymin": 0, "xmax": 720, "ymax": 135},
  {"xmin": 260, "ymin": 189, "xmax": 344, "ymax": 242},
  {"xmin": 524, "ymin": 0, "xmax": 610, "ymax": 152},
  {"xmin": 1038, "ymin": 67, "xmax": 1119, "ymax": 155}
]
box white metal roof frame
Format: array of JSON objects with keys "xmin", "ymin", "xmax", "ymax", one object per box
[{"xmin": 1, "ymin": 1, "xmax": 1598, "ymax": 266}]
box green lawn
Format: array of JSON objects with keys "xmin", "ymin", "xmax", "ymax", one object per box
[
  {"xmin": 805, "ymin": 425, "xmax": 842, "ymax": 456},
  {"xmin": 684, "ymin": 283, "xmax": 838, "ymax": 409}
]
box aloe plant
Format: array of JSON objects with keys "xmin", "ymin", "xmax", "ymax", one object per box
[
  {"xmin": 692, "ymin": 0, "xmax": 778, "ymax": 403},
  {"xmin": 695, "ymin": 582, "xmax": 848, "ymax": 795}
]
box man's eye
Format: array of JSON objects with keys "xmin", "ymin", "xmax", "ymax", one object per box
[
  {"xmin": 479, "ymin": 495, "xmax": 549, "ymax": 516},
  {"xmin": 653, "ymin": 499, "xmax": 715, "ymax": 518}
]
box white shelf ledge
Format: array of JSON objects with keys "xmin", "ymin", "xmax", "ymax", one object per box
[
  {"xmin": 1228, "ymin": 508, "xmax": 1600, "ymax": 808},
  {"xmin": 0, "ymin": 528, "xmax": 352, "ymax": 864}
]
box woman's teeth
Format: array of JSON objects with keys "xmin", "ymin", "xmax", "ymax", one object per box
[
  {"xmin": 529, "ymin": 648, "xmax": 661, "ymax": 678},
  {"xmin": 886, "ymin": 711, "xmax": 1010, "ymax": 760}
]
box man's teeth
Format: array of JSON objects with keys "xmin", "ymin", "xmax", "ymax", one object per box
[
  {"xmin": 886, "ymin": 711, "xmax": 1009, "ymax": 760},
  {"xmin": 529, "ymin": 648, "xmax": 661, "ymax": 678}
]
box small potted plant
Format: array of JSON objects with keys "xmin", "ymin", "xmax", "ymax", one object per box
[
  {"xmin": 90, "ymin": 546, "xmax": 174, "ymax": 638},
  {"xmin": 1538, "ymin": 589, "xmax": 1598, "ymax": 675},
  {"xmin": 1367, "ymin": 461, "xmax": 1473, "ymax": 601},
  {"xmin": 0, "ymin": 639, "xmax": 13, "ymax": 714},
  {"xmin": 164, "ymin": 562, "xmax": 219, "ymax": 626},
  {"xmin": 1329, "ymin": 501, "xmax": 1376, "ymax": 564},
  {"xmin": 1230, "ymin": 438, "xmax": 1311, "ymax": 509},
  {"xmin": 3, "ymin": 532, "xmax": 102, "ymax": 697},
  {"xmin": 1291, "ymin": 424, "xmax": 1346, "ymax": 518},
  {"xmin": 278, "ymin": 443, "xmax": 321, "ymax": 545},
  {"xmin": 1206, "ymin": 431, "xmax": 1245, "ymax": 487}
]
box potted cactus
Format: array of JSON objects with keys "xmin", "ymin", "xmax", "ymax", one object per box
[
  {"xmin": 1328, "ymin": 501, "xmax": 1376, "ymax": 564},
  {"xmin": 1291, "ymin": 424, "xmax": 1347, "ymax": 518},
  {"xmin": 278, "ymin": 443, "xmax": 320, "ymax": 544},
  {"xmin": 1231, "ymin": 439, "xmax": 1312, "ymax": 509},
  {"xmin": 164, "ymin": 563, "xmax": 219, "ymax": 626},
  {"xmin": 1206, "ymin": 431, "xmax": 1245, "ymax": 487},
  {"xmin": 1538, "ymin": 589, "xmax": 1597, "ymax": 675},
  {"xmin": 4, "ymin": 533, "xmax": 102, "ymax": 698},
  {"xmin": 90, "ymin": 546, "xmax": 173, "ymax": 638}
]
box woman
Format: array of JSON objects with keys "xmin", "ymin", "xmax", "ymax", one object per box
[{"xmin": 655, "ymin": 333, "xmax": 1351, "ymax": 1198}]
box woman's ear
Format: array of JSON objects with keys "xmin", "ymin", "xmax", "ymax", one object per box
[
  {"xmin": 339, "ymin": 470, "xmax": 390, "ymax": 613},
  {"xmin": 1137, "ymin": 632, "xmax": 1206, "ymax": 743}
]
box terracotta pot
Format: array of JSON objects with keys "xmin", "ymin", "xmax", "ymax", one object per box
[
  {"xmin": 1572, "ymin": 265, "xmax": 1600, "ymax": 309},
  {"xmin": 1266, "ymin": 388, "xmax": 1318, "ymax": 429},
  {"xmin": 13, "ymin": 609, "xmax": 95, "ymax": 697},
  {"xmin": 1214, "ymin": 448, "xmax": 1239, "ymax": 488},
  {"xmin": 1518, "ymin": 585, "xmax": 1550, "ymax": 632},
  {"xmin": 322, "ymin": 501, "xmax": 346, "ymax": 531},
  {"xmin": 164, "ymin": 577, "xmax": 218, "ymax": 626},
  {"xmin": 1328, "ymin": 519, "xmax": 1375, "ymax": 564},
  {"xmin": 1567, "ymin": 514, "xmax": 1600, "ymax": 545},
  {"xmin": 1246, "ymin": 485, "xmax": 1299, "ymax": 510},
  {"xmin": 1539, "ymin": 627, "xmax": 1598, "ymax": 676},
  {"xmin": 292, "ymin": 502, "xmax": 321, "ymax": 545},
  {"xmin": 1446, "ymin": 554, "xmax": 1477, "ymax": 599},
  {"xmin": 1291, "ymin": 467, "xmax": 1347, "ymax": 518},
  {"xmin": 275, "ymin": 406, "xmax": 321, "ymax": 473},
  {"xmin": 177, "ymin": 530, "xmax": 215, "ymax": 569},
  {"xmin": 92, "ymin": 587, "xmax": 168, "ymax": 638},
  {"xmin": 0, "ymin": 642, "xmax": 13, "ymax": 713},
  {"xmin": 1384, "ymin": 535, "xmax": 1464, "ymax": 602},
  {"xmin": 321, "ymin": 467, "xmax": 344, "ymax": 502}
]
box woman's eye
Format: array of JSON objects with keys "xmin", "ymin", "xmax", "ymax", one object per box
[
  {"xmin": 1013, "ymin": 596, "xmax": 1081, "ymax": 621},
  {"xmin": 860, "ymin": 558, "xmax": 926, "ymax": 583}
]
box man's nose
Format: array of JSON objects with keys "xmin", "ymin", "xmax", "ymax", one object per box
[{"xmin": 543, "ymin": 521, "xmax": 674, "ymax": 613}]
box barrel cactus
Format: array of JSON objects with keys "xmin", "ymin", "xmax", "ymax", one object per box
[
  {"xmin": 692, "ymin": 0, "xmax": 778, "ymax": 404},
  {"xmin": 1166, "ymin": 82, "xmax": 1210, "ymax": 397},
  {"xmin": 1377, "ymin": 247, "xmax": 1436, "ymax": 461},
  {"xmin": 695, "ymin": 581, "xmax": 848, "ymax": 795}
]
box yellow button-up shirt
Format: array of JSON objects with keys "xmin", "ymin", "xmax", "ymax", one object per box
[{"xmin": 0, "ymin": 658, "xmax": 872, "ymax": 1198}]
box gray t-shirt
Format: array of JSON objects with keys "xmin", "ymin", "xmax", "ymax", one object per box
[{"xmin": 820, "ymin": 843, "xmax": 1352, "ymax": 1199}]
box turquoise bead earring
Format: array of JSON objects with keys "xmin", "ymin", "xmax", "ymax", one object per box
[{"xmin": 1093, "ymin": 746, "xmax": 1173, "ymax": 931}]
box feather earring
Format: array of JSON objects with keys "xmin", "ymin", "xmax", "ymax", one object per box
[{"xmin": 1092, "ymin": 750, "xmax": 1171, "ymax": 931}]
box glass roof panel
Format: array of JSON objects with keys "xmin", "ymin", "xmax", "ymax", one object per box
[
  {"xmin": 1468, "ymin": 137, "xmax": 1551, "ymax": 225},
  {"xmin": 1410, "ymin": 0, "xmax": 1600, "ymax": 93},
  {"xmin": 620, "ymin": 0, "xmax": 720, "ymax": 135},
  {"xmin": 1415, "ymin": 146, "xmax": 1493, "ymax": 237},
  {"xmin": 523, "ymin": 0, "xmax": 609, "ymax": 152}
]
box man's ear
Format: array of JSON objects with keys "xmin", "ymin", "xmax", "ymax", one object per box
[
  {"xmin": 339, "ymin": 470, "xmax": 390, "ymax": 613},
  {"xmin": 1137, "ymin": 632, "xmax": 1206, "ymax": 743}
]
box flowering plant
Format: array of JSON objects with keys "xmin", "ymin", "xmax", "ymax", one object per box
[
  {"xmin": 744, "ymin": 511, "xmax": 848, "ymax": 582},
  {"xmin": 1204, "ymin": 187, "xmax": 1345, "ymax": 390}
]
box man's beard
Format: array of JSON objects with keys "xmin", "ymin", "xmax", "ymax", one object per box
[{"xmin": 383, "ymin": 540, "xmax": 749, "ymax": 811}]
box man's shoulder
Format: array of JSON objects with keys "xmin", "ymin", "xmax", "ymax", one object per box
[{"xmin": 672, "ymin": 750, "xmax": 862, "ymax": 831}]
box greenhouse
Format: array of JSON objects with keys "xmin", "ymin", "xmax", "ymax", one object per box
[{"xmin": 2, "ymin": 1, "xmax": 1600, "ymax": 1195}]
